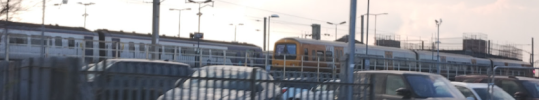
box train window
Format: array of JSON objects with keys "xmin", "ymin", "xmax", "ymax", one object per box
[
  {"xmin": 275, "ymin": 44, "xmax": 297, "ymax": 60},
  {"xmin": 31, "ymin": 35, "xmax": 47, "ymax": 46},
  {"xmin": 226, "ymin": 51, "xmax": 236, "ymax": 57},
  {"xmin": 139, "ymin": 43, "xmax": 145, "ymax": 52},
  {"xmin": 316, "ymin": 50, "xmax": 324, "ymax": 61},
  {"xmin": 164, "ymin": 46, "xmax": 175, "ymax": 54},
  {"xmin": 212, "ymin": 50, "xmax": 224, "ymax": 56},
  {"xmin": 9, "ymin": 34, "xmax": 27, "ymax": 44},
  {"xmin": 325, "ymin": 51, "xmax": 333, "ymax": 61},
  {"xmin": 311, "ymin": 50, "xmax": 316, "ymax": 61},
  {"xmin": 84, "ymin": 36, "xmax": 93, "ymax": 48},
  {"xmin": 54, "ymin": 36, "xmax": 62, "ymax": 47},
  {"xmin": 181, "ymin": 47, "xmax": 196, "ymax": 55},
  {"xmin": 202, "ymin": 49, "xmax": 210, "ymax": 55},
  {"xmin": 128, "ymin": 42, "xmax": 135, "ymax": 52},
  {"xmin": 67, "ymin": 37, "xmax": 75, "ymax": 48},
  {"xmin": 303, "ymin": 48, "xmax": 308, "ymax": 61}
]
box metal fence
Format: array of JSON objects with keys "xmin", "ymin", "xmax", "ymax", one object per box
[
  {"xmin": 0, "ymin": 57, "xmax": 372, "ymax": 100},
  {"xmin": 1, "ymin": 35, "xmax": 532, "ymax": 100}
]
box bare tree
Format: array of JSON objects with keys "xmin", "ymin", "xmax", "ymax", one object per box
[{"xmin": 1, "ymin": 0, "xmax": 23, "ymax": 21}]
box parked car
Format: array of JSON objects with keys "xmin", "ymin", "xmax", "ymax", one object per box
[
  {"xmin": 451, "ymin": 82, "xmax": 515, "ymax": 100},
  {"xmin": 455, "ymin": 75, "xmax": 539, "ymax": 100},
  {"xmin": 289, "ymin": 79, "xmax": 341, "ymax": 100},
  {"xmin": 291, "ymin": 71, "xmax": 466, "ymax": 100},
  {"xmin": 157, "ymin": 65, "xmax": 283, "ymax": 100},
  {"xmin": 356, "ymin": 71, "xmax": 466, "ymax": 100},
  {"xmin": 83, "ymin": 58, "xmax": 193, "ymax": 100},
  {"xmin": 280, "ymin": 77, "xmax": 319, "ymax": 100}
]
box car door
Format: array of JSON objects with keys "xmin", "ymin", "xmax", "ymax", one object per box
[
  {"xmin": 497, "ymin": 79, "xmax": 525, "ymax": 97},
  {"xmin": 378, "ymin": 74, "xmax": 410, "ymax": 100}
]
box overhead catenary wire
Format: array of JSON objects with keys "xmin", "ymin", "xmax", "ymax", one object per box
[{"xmin": 215, "ymin": 0, "xmax": 329, "ymax": 23}]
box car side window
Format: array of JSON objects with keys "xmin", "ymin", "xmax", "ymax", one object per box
[
  {"xmin": 385, "ymin": 75, "xmax": 406, "ymax": 95},
  {"xmin": 500, "ymin": 80, "xmax": 522, "ymax": 96},
  {"xmin": 455, "ymin": 85, "xmax": 477, "ymax": 99}
]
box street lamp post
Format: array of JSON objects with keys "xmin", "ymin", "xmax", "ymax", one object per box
[
  {"xmin": 264, "ymin": 14, "xmax": 279, "ymax": 71},
  {"xmin": 230, "ymin": 23, "xmax": 243, "ymax": 41},
  {"xmin": 78, "ymin": 2, "xmax": 95, "ymax": 28},
  {"xmin": 170, "ymin": 8, "xmax": 191, "ymax": 37},
  {"xmin": 327, "ymin": 21, "xmax": 346, "ymax": 40},
  {"xmin": 435, "ymin": 19, "xmax": 442, "ymax": 74},
  {"xmin": 370, "ymin": 13, "xmax": 388, "ymax": 44}
]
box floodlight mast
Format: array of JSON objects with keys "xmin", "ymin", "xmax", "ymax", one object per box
[{"xmin": 186, "ymin": 0, "xmax": 214, "ymax": 33}]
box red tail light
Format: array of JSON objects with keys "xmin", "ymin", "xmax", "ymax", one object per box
[{"xmin": 282, "ymin": 89, "xmax": 287, "ymax": 93}]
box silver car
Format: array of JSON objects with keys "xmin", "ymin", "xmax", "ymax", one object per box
[{"xmin": 157, "ymin": 65, "xmax": 283, "ymax": 100}]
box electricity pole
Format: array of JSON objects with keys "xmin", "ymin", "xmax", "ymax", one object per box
[
  {"xmin": 151, "ymin": 0, "xmax": 159, "ymax": 59},
  {"xmin": 435, "ymin": 19, "xmax": 442, "ymax": 74}
]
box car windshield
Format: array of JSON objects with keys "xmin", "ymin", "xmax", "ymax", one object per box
[
  {"xmin": 181, "ymin": 69, "xmax": 254, "ymax": 91},
  {"xmin": 274, "ymin": 44, "xmax": 297, "ymax": 60},
  {"xmin": 473, "ymin": 87, "xmax": 515, "ymax": 100},
  {"xmin": 521, "ymin": 80, "xmax": 539, "ymax": 98},
  {"xmin": 405, "ymin": 75, "xmax": 465, "ymax": 98}
]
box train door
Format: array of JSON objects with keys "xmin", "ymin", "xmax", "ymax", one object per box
[
  {"xmin": 334, "ymin": 47, "xmax": 344, "ymax": 69},
  {"xmin": 111, "ymin": 38, "xmax": 120, "ymax": 58},
  {"xmin": 325, "ymin": 46, "xmax": 334, "ymax": 69},
  {"xmin": 84, "ymin": 36, "xmax": 94, "ymax": 62}
]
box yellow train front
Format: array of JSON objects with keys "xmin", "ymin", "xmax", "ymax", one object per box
[{"xmin": 271, "ymin": 38, "xmax": 344, "ymax": 72}]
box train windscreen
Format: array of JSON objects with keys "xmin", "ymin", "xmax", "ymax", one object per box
[{"xmin": 275, "ymin": 44, "xmax": 297, "ymax": 60}]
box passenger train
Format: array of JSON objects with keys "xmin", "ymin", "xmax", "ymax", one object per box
[
  {"xmin": 271, "ymin": 37, "xmax": 533, "ymax": 79},
  {"xmin": 0, "ymin": 21, "xmax": 265, "ymax": 67}
]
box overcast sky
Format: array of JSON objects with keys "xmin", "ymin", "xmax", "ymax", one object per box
[{"xmin": 12, "ymin": 0, "xmax": 539, "ymax": 63}]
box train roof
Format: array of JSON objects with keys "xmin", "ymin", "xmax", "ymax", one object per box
[
  {"xmin": 488, "ymin": 58, "xmax": 530, "ymax": 66},
  {"xmin": 281, "ymin": 37, "xmax": 413, "ymax": 53},
  {"xmin": 95, "ymin": 29, "xmax": 261, "ymax": 49},
  {"xmin": 0, "ymin": 21, "xmax": 95, "ymax": 35}
]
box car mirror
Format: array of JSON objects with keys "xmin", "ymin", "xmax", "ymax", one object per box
[
  {"xmin": 466, "ymin": 97, "xmax": 475, "ymax": 100},
  {"xmin": 396, "ymin": 87, "xmax": 412, "ymax": 98},
  {"xmin": 514, "ymin": 92, "xmax": 528, "ymax": 99}
]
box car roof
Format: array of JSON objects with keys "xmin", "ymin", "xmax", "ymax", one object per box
[
  {"xmin": 283, "ymin": 77, "xmax": 318, "ymax": 81},
  {"xmin": 106, "ymin": 59, "xmax": 190, "ymax": 67},
  {"xmin": 198, "ymin": 65, "xmax": 263, "ymax": 71},
  {"xmin": 455, "ymin": 75, "xmax": 539, "ymax": 81},
  {"xmin": 355, "ymin": 70, "xmax": 441, "ymax": 76},
  {"xmin": 451, "ymin": 82, "xmax": 497, "ymax": 89}
]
